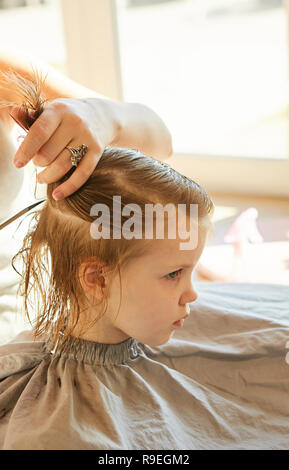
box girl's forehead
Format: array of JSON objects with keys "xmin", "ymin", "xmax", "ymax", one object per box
[{"xmin": 136, "ymin": 223, "xmax": 209, "ymax": 265}]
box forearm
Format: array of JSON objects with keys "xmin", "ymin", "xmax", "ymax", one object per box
[{"xmin": 109, "ymin": 101, "xmax": 173, "ymax": 161}]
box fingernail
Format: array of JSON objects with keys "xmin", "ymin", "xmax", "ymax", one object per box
[
  {"xmin": 53, "ymin": 190, "xmax": 65, "ymax": 201},
  {"xmin": 15, "ymin": 160, "xmax": 25, "ymax": 168}
]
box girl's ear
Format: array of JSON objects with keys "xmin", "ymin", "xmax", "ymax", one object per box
[{"xmin": 78, "ymin": 261, "xmax": 110, "ymax": 299}]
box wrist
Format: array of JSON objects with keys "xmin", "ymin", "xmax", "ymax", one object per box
[
  {"xmin": 102, "ymin": 98, "xmax": 123, "ymax": 147},
  {"xmin": 84, "ymin": 97, "xmax": 122, "ymax": 148}
]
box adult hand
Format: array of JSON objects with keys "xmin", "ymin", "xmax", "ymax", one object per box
[{"xmin": 11, "ymin": 97, "xmax": 119, "ymax": 200}]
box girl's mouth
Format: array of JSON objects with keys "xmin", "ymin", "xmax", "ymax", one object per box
[{"xmin": 173, "ymin": 314, "xmax": 189, "ymax": 328}]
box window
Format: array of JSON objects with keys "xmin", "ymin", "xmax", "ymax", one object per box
[{"xmin": 118, "ymin": 0, "xmax": 289, "ymax": 161}]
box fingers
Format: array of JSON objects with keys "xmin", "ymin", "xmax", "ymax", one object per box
[
  {"xmin": 36, "ymin": 147, "xmax": 74, "ymax": 184},
  {"xmin": 31, "ymin": 121, "xmax": 75, "ymax": 167},
  {"xmin": 52, "ymin": 150, "xmax": 101, "ymax": 201},
  {"xmin": 12, "ymin": 106, "xmax": 62, "ymax": 168},
  {"xmin": 38, "ymin": 145, "xmax": 102, "ymax": 201}
]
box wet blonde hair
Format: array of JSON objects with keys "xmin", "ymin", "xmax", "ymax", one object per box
[{"xmin": 1, "ymin": 71, "xmax": 215, "ymax": 349}]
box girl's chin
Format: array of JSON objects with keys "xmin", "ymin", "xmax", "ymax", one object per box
[{"xmin": 142, "ymin": 334, "xmax": 172, "ymax": 347}]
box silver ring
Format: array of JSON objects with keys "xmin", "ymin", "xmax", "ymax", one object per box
[{"xmin": 65, "ymin": 144, "xmax": 88, "ymax": 167}]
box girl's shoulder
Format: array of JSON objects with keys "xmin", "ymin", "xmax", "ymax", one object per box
[{"xmin": 0, "ymin": 330, "xmax": 49, "ymax": 380}]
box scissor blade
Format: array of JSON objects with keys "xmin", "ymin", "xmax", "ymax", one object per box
[{"xmin": 0, "ymin": 199, "xmax": 46, "ymax": 230}]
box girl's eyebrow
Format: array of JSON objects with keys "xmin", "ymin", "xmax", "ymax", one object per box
[{"xmin": 166, "ymin": 263, "xmax": 194, "ymax": 269}]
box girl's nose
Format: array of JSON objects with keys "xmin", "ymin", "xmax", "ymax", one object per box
[{"xmin": 180, "ymin": 286, "xmax": 198, "ymax": 305}]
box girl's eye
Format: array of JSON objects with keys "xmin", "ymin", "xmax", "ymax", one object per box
[{"xmin": 165, "ymin": 269, "xmax": 183, "ymax": 280}]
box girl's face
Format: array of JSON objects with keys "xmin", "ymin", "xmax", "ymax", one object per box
[{"xmin": 101, "ymin": 221, "xmax": 209, "ymax": 346}]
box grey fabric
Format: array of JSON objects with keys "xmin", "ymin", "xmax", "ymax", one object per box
[{"xmin": 0, "ymin": 281, "xmax": 289, "ymax": 450}]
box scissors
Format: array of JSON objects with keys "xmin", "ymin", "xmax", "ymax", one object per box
[{"xmin": 0, "ymin": 199, "xmax": 46, "ymax": 230}]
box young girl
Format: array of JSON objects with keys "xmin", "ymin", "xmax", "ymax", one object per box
[
  {"xmin": 0, "ymin": 73, "xmax": 215, "ymax": 450},
  {"xmin": 1, "ymin": 76, "xmax": 289, "ymax": 451},
  {"xmin": 0, "ymin": 55, "xmax": 172, "ymax": 342}
]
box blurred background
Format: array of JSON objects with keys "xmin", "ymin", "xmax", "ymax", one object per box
[{"xmin": 1, "ymin": 0, "xmax": 289, "ymax": 288}]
